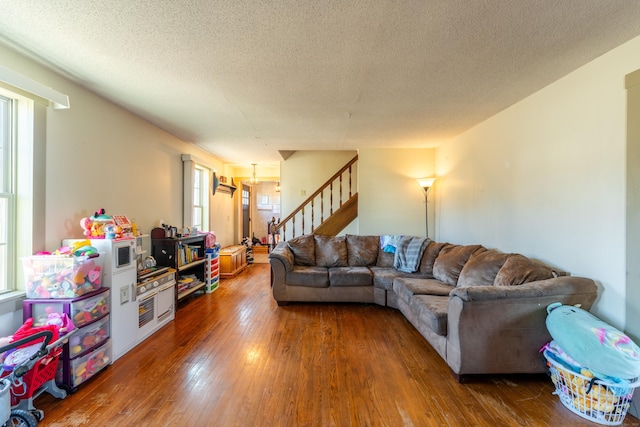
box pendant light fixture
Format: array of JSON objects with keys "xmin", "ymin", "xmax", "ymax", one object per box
[{"xmin": 250, "ymin": 163, "xmax": 259, "ymax": 185}]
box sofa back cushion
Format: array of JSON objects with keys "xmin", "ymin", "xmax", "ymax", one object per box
[
  {"xmin": 432, "ymin": 244, "xmax": 486, "ymax": 285},
  {"xmin": 287, "ymin": 234, "xmax": 316, "ymax": 266},
  {"xmin": 418, "ymin": 241, "xmax": 446, "ymax": 276},
  {"xmin": 376, "ymin": 250, "xmax": 394, "ymax": 267},
  {"xmin": 314, "ymin": 235, "xmax": 348, "ymax": 267},
  {"xmin": 376, "ymin": 236, "xmax": 395, "ymax": 267},
  {"xmin": 457, "ymin": 250, "xmax": 510, "ymax": 287},
  {"xmin": 346, "ymin": 234, "xmax": 379, "ymax": 266},
  {"xmin": 493, "ymin": 254, "xmax": 556, "ymax": 286}
]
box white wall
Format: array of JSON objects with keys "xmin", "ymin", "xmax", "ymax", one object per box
[
  {"xmin": 280, "ymin": 150, "xmax": 358, "ymax": 236},
  {"xmin": 0, "ymin": 42, "xmax": 228, "ymax": 250},
  {"xmin": 436, "ymin": 34, "xmax": 640, "ymax": 329},
  {"xmin": 358, "ymin": 148, "xmax": 436, "ymax": 236},
  {"xmin": 278, "ymin": 148, "xmax": 436, "ymax": 238}
]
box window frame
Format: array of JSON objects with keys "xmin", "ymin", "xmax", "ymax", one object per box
[
  {"xmin": 0, "ymin": 84, "xmax": 46, "ymax": 308},
  {"xmin": 0, "ymin": 94, "xmax": 15, "ymax": 296},
  {"xmin": 181, "ymin": 154, "xmax": 211, "ymax": 233},
  {"xmin": 192, "ymin": 164, "xmax": 209, "ymax": 232}
]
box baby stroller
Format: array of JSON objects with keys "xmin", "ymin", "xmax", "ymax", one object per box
[{"xmin": 1, "ymin": 328, "xmax": 73, "ymax": 427}]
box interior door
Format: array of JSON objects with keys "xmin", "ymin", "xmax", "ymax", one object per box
[{"xmin": 242, "ymin": 184, "xmax": 250, "ymax": 239}]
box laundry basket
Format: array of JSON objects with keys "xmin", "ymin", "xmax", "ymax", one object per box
[{"xmin": 545, "ymin": 350, "xmax": 639, "ymax": 425}]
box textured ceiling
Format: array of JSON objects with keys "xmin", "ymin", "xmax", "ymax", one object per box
[{"xmin": 2, "ymin": 1, "xmax": 640, "ymax": 166}]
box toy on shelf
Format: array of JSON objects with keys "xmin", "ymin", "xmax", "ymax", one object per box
[
  {"xmin": 80, "ymin": 208, "xmax": 114, "ymax": 239},
  {"xmin": 112, "ymin": 215, "xmax": 133, "ymax": 237},
  {"xmin": 79, "ymin": 209, "xmax": 135, "ymax": 239}
]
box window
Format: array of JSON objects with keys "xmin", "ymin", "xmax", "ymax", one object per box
[
  {"xmin": 242, "ymin": 188, "xmax": 249, "ymax": 207},
  {"xmin": 0, "ymin": 69, "xmax": 63, "ymax": 304},
  {"xmin": 0, "ymin": 85, "xmax": 45, "ymax": 300},
  {"xmin": 181, "ymin": 155, "xmax": 212, "ymax": 232},
  {"xmin": 192, "ymin": 164, "xmax": 209, "ymax": 232},
  {"xmin": 0, "ymin": 94, "xmax": 12, "ymax": 294}
]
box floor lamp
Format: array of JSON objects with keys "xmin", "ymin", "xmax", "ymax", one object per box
[{"xmin": 416, "ymin": 178, "xmax": 436, "ymax": 238}]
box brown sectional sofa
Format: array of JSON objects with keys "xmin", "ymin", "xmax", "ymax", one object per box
[{"xmin": 268, "ymin": 234, "xmax": 598, "ymax": 380}]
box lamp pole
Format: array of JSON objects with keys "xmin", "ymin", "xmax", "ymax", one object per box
[
  {"xmin": 416, "ymin": 177, "xmax": 435, "ymax": 239},
  {"xmin": 424, "ymin": 190, "xmax": 429, "ymax": 238}
]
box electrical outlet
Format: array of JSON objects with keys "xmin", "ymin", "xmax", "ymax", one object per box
[{"xmin": 120, "ymin": 285, "xmax": 129, "ymax": 304}]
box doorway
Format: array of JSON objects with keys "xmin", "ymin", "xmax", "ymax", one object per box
[
  {"xmin": 240, "ymin": 180, "xmax": 281, "ymax": 244},
  {"xmin": 242, "ymin": 184, "xmax": 250, "ymax": 240}
]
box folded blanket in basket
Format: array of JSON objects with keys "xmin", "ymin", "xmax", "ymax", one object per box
[
  {"xmin": 546, "ymin": 303, "xmax": 640, "ymax": 381},
  {"xmin": 393, "ymin": 236, "xmax": 429, "ymax": 273}
]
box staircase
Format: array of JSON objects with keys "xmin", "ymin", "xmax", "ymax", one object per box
[{"xmin": 274, "ymin": 155, "xmax": 358, "ymax": 241}]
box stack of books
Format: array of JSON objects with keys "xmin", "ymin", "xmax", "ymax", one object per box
[{"xmin": 177, "ymin": 243, "xmax": 202, "ymax": 266}]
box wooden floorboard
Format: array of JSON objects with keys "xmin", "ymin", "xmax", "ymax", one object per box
[{"xmin": 34, "ymin": 263, "xmax": 640, "ymax": 426}]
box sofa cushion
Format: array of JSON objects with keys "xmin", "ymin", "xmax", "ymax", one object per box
[
  {"xmin": 376, "ymin": 249, "xmax": 395, "ymax": 268},
  {"xmin": 370, "ymin": 267, "xmax": 430, "ymax": 290},
  {"xmin": 433, "ymin": 244, "xmax": 486, "ymax": 285},
  {"xmin": 371, "ymin": 267, "xmax": 403, "ymax": 290},
  {"xmin": 287, "ymin": 234, "xmax": 316, "ymax": 266},
  {"xmin": 457, "ymin": 250, "xmax": 510, "ymax": 287},
  {"xmin": 287, "ymin": 266, "xmax": 329, "ymax": 287},
  {"xmin": 418, "ymin": 241, "xmax": 446, "ymax": 276},
  {"xmin": 493, "ymin": 254, "xmax": 556, "ymax": 286},
  {"xmin": 346, "ymin": 234, "xmax": 379, "ymax": 266},
  {"xmin": 409, "ymin": 295, "xmax": 449, "ymax": 336},
  {"xmin": 314, "ymin": 235, "xmax": 348, "ymax": 267},
  {"xmin": 329, "ymin": 267, "xmax": 373, "ymax": 287},
  {"xmin": 393, "ymin": 278, "xmax": 454, "ymax": 303}
]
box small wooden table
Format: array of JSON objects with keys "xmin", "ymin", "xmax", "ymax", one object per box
[{"xmin": 219, "ymin": 245, "xmax": 248, "ymax": 278}]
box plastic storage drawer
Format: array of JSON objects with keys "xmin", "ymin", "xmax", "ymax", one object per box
[
  {"xmin": 70, "ymin": 288, "xmax": 110, "ymax": 327},
  {"xmin": 68, "ymin": 315, "xmax": 110, "ymax": 358},
  {"xmin": 23, "ymin": 287, "xmax": 110, "ymax": 327},
  {"xmin": 68, "ymin": 339, "xmax": 112, "ymax": 388}
]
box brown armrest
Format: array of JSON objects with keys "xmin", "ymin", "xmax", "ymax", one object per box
[{"xmin": 268, "ymin": 241, "xmax": 294, "ymax": 271}]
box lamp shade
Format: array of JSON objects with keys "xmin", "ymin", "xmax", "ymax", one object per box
[{"xmin": 417, "ymin": 177, "xmax": 436, "ymax": 189}]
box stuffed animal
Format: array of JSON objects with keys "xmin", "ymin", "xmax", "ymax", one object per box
[{"xmin": 80, "ymin": 208, "xmax": 114, "ymax": 239}]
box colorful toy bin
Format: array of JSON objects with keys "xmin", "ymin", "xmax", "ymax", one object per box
[{"xmin": 22, "ymin": 253, "xmax": 103, "ymax": 299}]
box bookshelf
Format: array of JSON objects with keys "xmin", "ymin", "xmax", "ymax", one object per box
[{"xmin": 151, "ymin": 234, "xmax": 207, "ymax": 306}]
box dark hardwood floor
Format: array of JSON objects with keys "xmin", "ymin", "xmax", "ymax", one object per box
[{"xmin": 35, "ymin": 263, "xmax": 640, "ymax": 426}]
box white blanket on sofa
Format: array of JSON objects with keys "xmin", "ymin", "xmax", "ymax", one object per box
[{"xmin": 393, "ymin": 236, "xmax": 429, "ymax": 273}]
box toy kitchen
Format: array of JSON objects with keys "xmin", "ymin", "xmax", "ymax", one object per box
[{"xmin": 65, "ymin": 210, "xmax": 177, "ymax": 362}]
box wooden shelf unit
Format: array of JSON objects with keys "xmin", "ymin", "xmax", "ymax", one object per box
[
  {"xmin": 212, "ymin": 172, "xmax": 237, "ymax": 197},
  {"xmin": 152, "ymin": 234, "xmax": 208, "ymax": 304}
]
